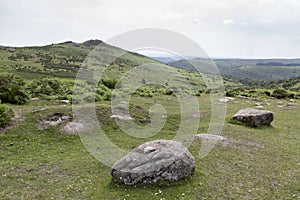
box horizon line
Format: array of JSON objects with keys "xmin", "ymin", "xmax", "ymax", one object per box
[{"xmin": 1, "ymin": 40, "xmax": 299, "ymax": 60}]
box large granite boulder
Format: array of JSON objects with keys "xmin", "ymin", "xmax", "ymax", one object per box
[
  {"xmin": 232, "ymin": 108, "xmax": 274, "ymax": 127},
  {"xmin": 111, "ymin": 140, "xmax": 195, "ymax": 185}
]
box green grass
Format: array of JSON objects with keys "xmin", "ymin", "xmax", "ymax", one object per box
[{"xmin": 1, "ymin": 95, "xmax": 300, "ymax": 199}]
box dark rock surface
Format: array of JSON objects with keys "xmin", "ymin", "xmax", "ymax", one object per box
[{"xmin": 232, "ymin": 108, "xmax": 274, "ymax": 127}]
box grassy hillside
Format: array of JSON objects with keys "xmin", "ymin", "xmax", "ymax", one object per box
[
  {"xmin": 0, "ymin": 41, "xmax": 241, "ymax": 104},
  {"xmin": 0, "ymin": 40, "xmax": 158, "ymax": 80}
]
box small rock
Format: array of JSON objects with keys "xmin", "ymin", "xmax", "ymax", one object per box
[
  {"xmin": 48, "ymin": 118, "xmax": 62, "ymax": 126},
  {"xmin": 255, "ymin": 105, "xmax": 264, "ymax": 109},
  {"xmin": 237, "ymin": 95, "xmax": 250, "ymax": 99},
  {"xmin": 254, "ymin": 103, "xmax": 264, "ymax": 109},
  {"xmin": 110, "ymin": 115, "xmax": 134, "ymax": 120},
  {"xmin": 218, "ymin": 97, "xmax": 234, "ymax": 103},
  {"xmin": 287, "ymin": 103, "xmax": 296, "ymax": 107},
  {"xmin": 30, "ymin": 97, "xmax": 39, "ymax": 101},
  {"xmin": 60, "ymin": 100, "xmax": 70, "ymax": 104},
  {"xmin": 61, "ymin": 115, "xmax": 70, "ymax": 120},
  {"xmin": 32, "ymin": 108, "xmax": 46, "ymax": 113},
  {"xmin": 225, "ymin": 97, "xmax": 235, "ymax": 101},
  {"xmin": 218, "ymin": 98, "xmax": 230, "ymax": 103}
]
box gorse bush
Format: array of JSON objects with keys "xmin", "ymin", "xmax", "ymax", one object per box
[
  {"xmin": 101, "ymin": 79, "xmax": 118, "ymax": 89},
  {"xmin": 272, "ymin": 89, "xmax": 289, "ymax": 99},
  {"xmin": 28, "ymin": 78, "xmax": 73, "ymax": 100},
  {"xmin": 0, "ymin": 101, "xmax": 13, "ymax": 127},
  {"xmin": 71, "ymin": 80, "xmax": 113, "ymax": 103},
  {"xmin": 0, "ymin": 75, "xmax": 28, "ymax": 104}
]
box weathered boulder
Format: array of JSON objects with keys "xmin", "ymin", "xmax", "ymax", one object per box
[
  {"xmin": 111, "ymin": 140, "xmax": 195, "ymax": 185},
  {"xmin": 232, "ymin": 108, "xmax": 274, "ymax": 127}
]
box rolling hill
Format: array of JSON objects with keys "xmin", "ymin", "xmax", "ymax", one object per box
[
  {"xmin": 167, "ymin": 58, "xmax": 300, "ymax": 82},
  {"xmin": 0, "ymin": 39, "xmax": 158, "ymax": 80}
]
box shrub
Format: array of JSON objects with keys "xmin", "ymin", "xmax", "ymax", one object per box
[
  {"xmin": 0, "ymin": 102, "xmax": 13, "ymax": 127},
  {"xmin": 272, "ymin": 89, "xmax": 288, "ymax": 99},
  {"xmin": 165, "ymin": 89, "xmax": 173, "ymax": 95},
  {"xmin": 225, "ymin": 91, "xmax": 235, "ymax": 97},
  {"xmin": 28, "ymin": 78, "xmax": 73, "ymax": 100},
  {"xmin": 101, "ymin": 79, "xmax": 117, "ymax": 89},
  {"xmin": 264, "ymin": 91, "xmax": 271, "ymax": 96},
  {"xmin": 29, "ymin": 78, "xmax": 61, "ymax": 97},
  {"xmin": 0, "ymin": 75, "xmax": 28, "ymax": 104}
]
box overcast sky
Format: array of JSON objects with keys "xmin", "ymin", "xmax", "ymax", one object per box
[{"xmin": 1, "ymin": 0, "xmax": 300, "ymax": 58}]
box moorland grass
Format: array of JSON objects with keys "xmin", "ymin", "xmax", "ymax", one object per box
[{"xmin": 0, "ymin": 95, "xmax": 299, "ymax": 199}]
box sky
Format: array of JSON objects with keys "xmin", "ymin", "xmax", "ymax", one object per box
[{"xmin": 1, "ymin": 0, "xmax": 300, "ymax": 58}]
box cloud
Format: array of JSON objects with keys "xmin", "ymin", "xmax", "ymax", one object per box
[
  {"xmin": 190, "ymin": 18, "xmax": 202, "ymax": 25},
  {"xmin": 0, "ymin": 0, "xmax": 300, "ymax": 57},
  {"xmin": 223, "ymin": 19, "xmax": 235, "ymax": 26}
]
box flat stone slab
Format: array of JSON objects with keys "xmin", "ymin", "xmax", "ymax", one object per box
[
  {"xmin": 195, "ymin": 134, "xmax": 227, "ymax": 141},
  {"xmin": 232, "ymin": 108, "xmax": 274, "ymax": 127},
  {"xmin": 111, "ymin": 140, "xmax": 195, "ymax": 185}
]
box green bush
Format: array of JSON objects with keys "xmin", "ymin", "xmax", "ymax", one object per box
[
  {"xmin": 272, "ymin": 89, "xmax": 289, "ymax": 99},
  {"xmin": 225, "ymin": 91, "xmax": 235, "ymax": 97},
  {"xmin": 28, "ymin": 78, "xmax": 73, "ymax": 100},
  {"xmin": 101, "ymin": 79, "xmax": 117, "ymax": 89},
  {"xmin": 264, "ymin": 91, "xmax": 271, "ymax": 96},
  {"xmin": 165, "ymin": 89, "xmax": 173, "ymax": 95},
  {"xmin": 0, "ymin": 75, "xmax": 28, "ymax": 104},
  {"xmin": 0, "ymin": 102, "xmax": 13, "ymax": 127}
]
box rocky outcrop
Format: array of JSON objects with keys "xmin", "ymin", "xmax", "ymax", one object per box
[
  {"xmin": 83, "ymin": 39, "xmax": 103, "ymax": 47},
  {"xmin": 111, "ymin": 140, "xmax": 195, "ymax": 185},
  {"xmin": 232, "ymin": 108, "xmax": 274, "ymax": 127},
  {"xmin": 37, "ymin": 112, "xmax": 70, "ymax": 130}
]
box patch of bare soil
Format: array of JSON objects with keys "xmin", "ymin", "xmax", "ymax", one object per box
[{"xmin": 0, "ymin": 110, "xmax": 26, "ymax": 132}]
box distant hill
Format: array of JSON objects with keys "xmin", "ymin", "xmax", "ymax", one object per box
[
  {"xmin": 152, "ymin": 56, "xmax": 182, "ymax": 63},
  {"xmin": 168, "ymin": 58, "xmax": 300, "ymax": 82}
]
